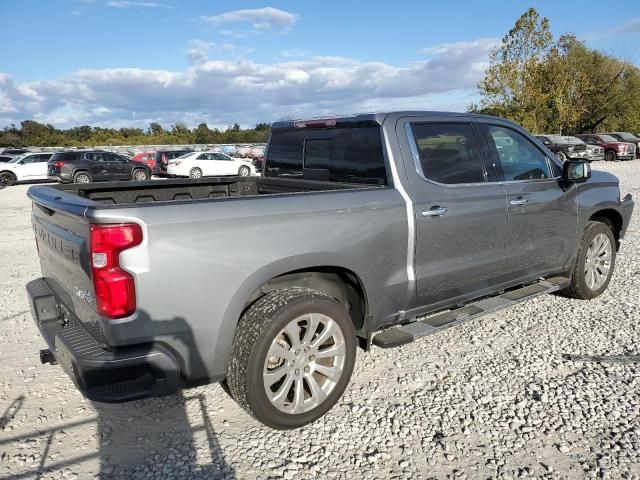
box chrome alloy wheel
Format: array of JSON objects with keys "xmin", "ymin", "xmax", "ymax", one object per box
[
  {"xmin": 263, "ymin": 313, "xmax": 346, "ymax": 414},
  {"xmin": 584, "ymin": 233, "xmax": 612, "ymax": 290},
  {"xmin": 133, "ymin": 169, "xmax": 147, "ymax": 181}
]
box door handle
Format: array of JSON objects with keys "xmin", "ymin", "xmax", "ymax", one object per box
[
  {"xmin": 510, "ymin": 198, "xmax": 528, "ymax": 206},
  {"xmin": 421, "ymin": 206, "xmax": 448, "ymax": 217}
]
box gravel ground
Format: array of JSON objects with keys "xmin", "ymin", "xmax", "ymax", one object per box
[{"xmin": 1, "ymin": 162, "xmax": 639, "ymax": 480}]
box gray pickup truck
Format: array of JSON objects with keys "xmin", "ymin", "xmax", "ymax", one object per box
[{"xmin": 26, "ymin": 112, "xmax": 634, "ymax": 429}]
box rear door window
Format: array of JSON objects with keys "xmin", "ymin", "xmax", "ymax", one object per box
[{"xmin": 409, "ymin": 123, "xmax": 488, "ymax": 184}]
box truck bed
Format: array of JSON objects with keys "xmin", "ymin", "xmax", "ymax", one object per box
[{"xmin": 46, "ymin": 176, "xmax": 377, "ymax": 206}]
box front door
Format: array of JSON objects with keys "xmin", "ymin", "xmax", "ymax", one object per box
[
  {"xmin": 398, "ymin": 118, "xmax": 509, "ymax": 308},
  {"xmin": 480, "ymin": 123, "xmax": 578, "ymax": 280},
  {"xmin": 106, "ymin": 153, "xmax": 130, "ymax": 179}
]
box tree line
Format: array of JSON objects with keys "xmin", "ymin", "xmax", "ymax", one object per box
[
  {"xmin": 471, "ymin": 8, "xmax": 640, "ymax": 135},
  {"xmin": 0, "ymin": 121, "xmax": 271, "ymax": 148}
]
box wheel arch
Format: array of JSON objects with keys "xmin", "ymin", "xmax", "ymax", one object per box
[
  {"xmin": 589, "ymin": 208, "xmax": 623, "ymax": 249},
  {"xmin": 241, "ymin": 266, "xmax": 369, "ymax": 333}
]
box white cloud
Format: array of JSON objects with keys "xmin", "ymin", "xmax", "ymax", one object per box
[
  {"xmin": 70, "ymin": 10, "xmax": 83, "ymax": 16},
  {"xmin": 616, "ymin": 17, "xmax": 640, "ymax": 33},
  {"xmin": 186, "ymin": 40, "xmax": 236, "ymax": 64},
  {"xmin": 0, "ymin": 39, "xmax": 493, "ymax": 128},
  {"xmin": 279, "ymin": 49, "xmax": 311, "ymax": 58},
  {"xmin": 201, "ymin": 7, "xmax": 298, "ymax": 35},
  {"xmin": 106, "ymin": 1, "xmax": 167, "ymax": 8}
]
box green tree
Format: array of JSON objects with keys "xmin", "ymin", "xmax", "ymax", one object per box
[{"xmin": 477, "ymin": 8, "xmax": 553, "ymax": 132}]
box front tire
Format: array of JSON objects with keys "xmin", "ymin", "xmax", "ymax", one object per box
[
  {"xmin": 238, "ymin": 166, "xmax": 251, "ymax": 176},
  {"xmin": 226, "ymin": 288, "xmax": 356, "ymax": 429},
  {"xmin": 73, "ymin": 171, "xmax": 91, "ymax": 184},
  {"xmin": 562, "ymin": 221, "xmax": 616, "ymax": 300},
  {"xmin": 0, "ymin": 171, "xmax": 17, "ymax": 187},
  {"xmin": 189, "ymin": 167, "xmax": 202, "ymax": 179},
  {"xmin": 557, "ymin": 151, "xmax": 567, "ymax": 162}
]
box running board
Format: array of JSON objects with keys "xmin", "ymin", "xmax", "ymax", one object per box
[{"xmin": 372, "ymin": 276, "xmax": 570, "ymax": 349}]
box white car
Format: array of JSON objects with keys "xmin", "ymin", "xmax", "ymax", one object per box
[
  {"xmin": 0, "ymin": 152, "xmax": 53, "ymax": 186},
  {"xmin": 166, "ymin": 151, "xmax": 256, "ymax": 179}
]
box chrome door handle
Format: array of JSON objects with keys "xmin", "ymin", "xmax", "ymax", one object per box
[
  {"xmin": 510, "ymin": 198, "xmax": 528, "ymax": 206},
  {"xmin": 421, "ymin": 207, "xmax": 448, "ymax": 217}
]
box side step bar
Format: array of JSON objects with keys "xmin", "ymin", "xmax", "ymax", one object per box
[{"xmin": 372, "ymin": 276, "xmax": 570, "ymax": 349}]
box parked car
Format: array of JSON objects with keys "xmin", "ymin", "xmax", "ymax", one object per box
[
  {"xmin": 0, "ymin": 152, "xmax": 53, "ymax": 186},
  {"xmin": 47, "ymin": 150, "xmax": 152, "ymax": 183},
  {"xmin": 130, "ymin": 151, "xmax": 157, "ymax": 171},
  {"xmin": 535, "ymin": 135, "xmax": 588, "ymax": 162},
  {"xmin": 154, "ymin": 149, "xmax": 193, "ymax": 175},
  {"xmin": 584, "ymin": 143, "xmax": 605, "ymax": 162},
  {"xmin": 166, "ymin": 151, "xmax": 255, "ymax": 178},
  {"xmin": 603, "ymin": 132, "xmax": 640, "ymax": 157},
  {"xmin": 0, "ymin": 154, "xmax": 15, "ymax": 163},
  {"xmin": 1, "ymin": 148, "xmax": 29, "ymax": 156},
  {"xmin": 575, "ymin": 134, "xmax": 636, "ymax": 161},
  {"xmin": 26, "ymin": 111, "xmax": 634, "ymax": 429}
]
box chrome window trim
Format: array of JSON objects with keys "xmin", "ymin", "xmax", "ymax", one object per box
[
  {"xmin": 383, "ymin": 128, "xmax": 415, "ymax": 288},
  {"xmin": 405, "ymin": 121, "xmax": 563, "ymax": 188}
]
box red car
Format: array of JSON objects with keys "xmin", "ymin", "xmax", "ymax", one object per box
[
  {"xmin": 131, "ymin": 151, "xmax": 157, "ymax": 171},
  {"xmin": 576, "ymin": 134, "xmax": 636, "ymax": 161}
]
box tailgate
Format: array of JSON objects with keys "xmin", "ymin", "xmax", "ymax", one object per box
[{"xmin": 29, "ymin": 186, "xmax": 105, "ymax": 341}]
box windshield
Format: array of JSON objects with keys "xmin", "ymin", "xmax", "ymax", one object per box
[
  {"xmin": 615, "ymin": 132, "xmax": 638, "ymax": 141},
  {"xmin": 8, "ymin": 153, "xmax": 28, "ymax": 163},
  {"xmin": 599, "ymin": 135, "xmax": 618, "ymax": 142}
]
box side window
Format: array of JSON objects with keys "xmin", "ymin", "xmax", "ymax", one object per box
[
  {"xmin": 21, "ymin": 155, "xmax": 36, "ymax": 164},
  {"xmin": 486, "ymin": 126, "xmax": 551, "ymax": 181},
  {"xmin": 197, "ymin": 153, "xmax": 209, "ymax": 160},
  {"xmin": 409, "ymin": 122, "xmax": 487, "ymax": 184},
  {"xmin": 214, "ymin": 153, "xmax": 230, "ymax": 160},
  {"xmin": 87, "ymin": 152, "xmax": 107, "ymax": 162}
]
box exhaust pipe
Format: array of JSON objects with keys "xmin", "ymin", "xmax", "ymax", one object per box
[{"xmin": 39, "ymin": 349, "xmax": 57, "ymax": 365}]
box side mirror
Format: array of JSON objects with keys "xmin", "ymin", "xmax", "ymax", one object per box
[{"xmin": 563, "ymin": 159, "xmax": 590, "ymax": 184}]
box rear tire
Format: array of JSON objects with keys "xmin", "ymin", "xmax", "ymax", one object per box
[
  {"xmin": 0, "ymin": 171, "xmax": 17, "ymax": 187},
  {"xmin": 226, "ymin": 287, "xmax": 356, "ymax": 429},
  {"xmin": 73, "ymin": 171, "xmax": 91, "ymax": 184},
  {"xmin": 604, "ymin": 150, "xmax": 617, "ymax": 162},
  {"xmin": 189, "ymin": 167, "xmax": 202, "ymax": 179},
  {"xmin": 562, "ymin": 221, "xmax": 616, "ymax": 300},
  {"xmin": 132, "ymin": 169, "xmax": 149, "ymax": 181}
]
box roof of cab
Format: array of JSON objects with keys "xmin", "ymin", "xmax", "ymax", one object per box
[{"xmin": 270, "ymin": 111, "xmax": 509, "ymax": 131}]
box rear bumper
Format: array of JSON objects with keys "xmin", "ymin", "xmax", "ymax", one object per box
[{"xmin": 26, "ymin": 278, "xmax": 180, "ymax": 403}]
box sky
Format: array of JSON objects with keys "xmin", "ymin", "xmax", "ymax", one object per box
[{"xmin": 1, "ymin": 0, "xmax": 639, "ymax": 130}]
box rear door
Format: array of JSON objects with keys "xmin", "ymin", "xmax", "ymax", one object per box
[
  {"xmin": 33, "ymin": 154, "xmax": 52, "ymax": 178},
  {"xmin": 397, "ymin": 117, "xmax": 508, "ymax": 307},
  {"xmin": 479, "ymin": 123, "xmax": 577, "ymax": 280}
]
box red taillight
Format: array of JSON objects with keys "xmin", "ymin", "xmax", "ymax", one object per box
[
  {"xmin": 53, "ymin": 161, "xmax": 65, "ymax": 167},
  {"xmin": 89, "ymin": 224, "xmax": 143, "ymax": 319}
]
